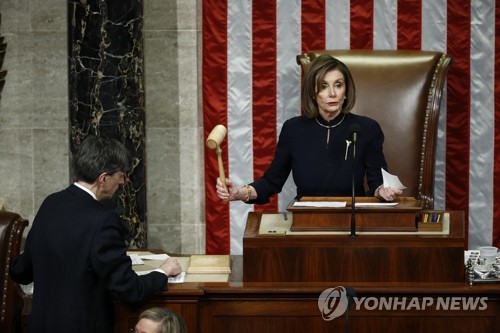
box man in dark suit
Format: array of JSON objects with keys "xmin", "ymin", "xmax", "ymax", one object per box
[{"xmin": 10, "ymin": 135, "xmax": 182, "ymax": 333}]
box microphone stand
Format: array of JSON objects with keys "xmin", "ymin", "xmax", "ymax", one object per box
[{"xmin": 350, "ymin": 133, "xmax": 357, "ymax": 237}]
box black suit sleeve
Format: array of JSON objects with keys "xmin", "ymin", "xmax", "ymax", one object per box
[
  {"xmin": 9, "ymin": 230, "xmax": 35, "ymax": 285},
  {"xmin": 90, "ymin": 211, "xmax": 168, "ymax": 303}
]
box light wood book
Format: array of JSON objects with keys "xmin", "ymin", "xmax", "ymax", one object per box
[
  {"xmin": 187, "ymin": 254, "xmax": 231, "ymax": 274},
  {"xmin": 184, "ymin": 274, "xmax": 230, "ymax": 282}
]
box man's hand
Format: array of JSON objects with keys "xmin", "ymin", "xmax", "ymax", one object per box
[{"xmin": 159, "ymin": 257, "xmax": 182, "ymax": 277}]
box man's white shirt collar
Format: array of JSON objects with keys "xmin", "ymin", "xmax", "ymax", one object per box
[{"xmin": 73, "ymin": 182, "xmax": 97, "ymax": 200}]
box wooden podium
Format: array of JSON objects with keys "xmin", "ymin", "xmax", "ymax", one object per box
[
  {"xmin": 243, "ymin": 209, "xmax": 465, "ymax": 283},
  {"xmin": 287, "ymin": 196, "xmax": 421, "ymax": 231}
]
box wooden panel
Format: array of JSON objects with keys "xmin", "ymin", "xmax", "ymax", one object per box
[
  {"xmin": 288, "ymin": 196, "xmax": 420, "ymax": 231},
  {"xmin": 113, "ymin": 286, "xmax": 202, "ymax": 333},
  {"xmin": 195, "ymin": 284, "xmax": 500, "ymax": 333},
  {"xmin": 114, "ymin": 280, "xmax": 500, "ymax": 333},
  {"xmin": 243, "ymin": 212, "xmax": 465, "ymax": 282}
]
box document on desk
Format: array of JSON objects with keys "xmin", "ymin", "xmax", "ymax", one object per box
[
  {"xmin": 135, "ymin": 270, "xmax": 186, "ymax": 283},
  {"xmin": 355, "ymin": 202, "xmax": 398, "ymax": 207},
  {"xmin": 128, "ymin": 253, "xmax": 170, "ymax": 265},
  {"xmin": 138, "ymin": 253, "xmax": 169, "ymax": 260},
  {"xmin": 129, "ymin": 255, "xmax": 230, "ymax": 283},
  {"xmin": 293, "ymin": 201, "xmax": 397, "ymax": 207},
  {"xmin": 128, "ymin": 252, "xmax": 190, "ymax": 283},
  {"xmin": 293, "ymin": 201, "xmax": 347, "ymax": 207}
]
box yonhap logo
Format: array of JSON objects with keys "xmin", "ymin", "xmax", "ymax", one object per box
[
  {"xmin": 317, "ymin": 286, "xmax": 351, "ymax": 320},
  {"xmin": 318, "ymin": 286, "xmax": 488, "ymax": 322}
]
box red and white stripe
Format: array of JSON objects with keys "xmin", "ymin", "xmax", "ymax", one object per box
[{"xmin": 203, "ymin": 0, "xmax": 499, "ymax": 255}]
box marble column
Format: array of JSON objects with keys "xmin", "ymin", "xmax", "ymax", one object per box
[
  {"xmin": 0, "ymin": 13, "xmax": 6, "ymax": 98},
  {"xmin": 68, "ymin": 0, "xmax": 147, "ymax": 248}
]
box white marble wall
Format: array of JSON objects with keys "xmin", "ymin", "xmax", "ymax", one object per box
[
  {"xmin": 0, "ymin": 0, "xmax": 204, "ymax": 254},
  {"xmin": 0, "ymin": 0, "xmax": 69, "ymax": 225}
]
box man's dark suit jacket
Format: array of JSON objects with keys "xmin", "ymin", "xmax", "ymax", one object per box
[{"xmin": 10, "ymin": 184, "xmax": 168, "ymax": 333}]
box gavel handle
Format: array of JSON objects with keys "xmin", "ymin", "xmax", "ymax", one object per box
[{"xmin": 216, "ymin": 148, "xmax": 228, "ymax": 192}]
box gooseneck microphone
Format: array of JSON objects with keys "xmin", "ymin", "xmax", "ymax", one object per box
[{"xmin": 348, "ymin": 123, "xmax": 362, "ymax": 237}]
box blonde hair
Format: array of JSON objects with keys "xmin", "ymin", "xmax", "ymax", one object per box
[
  {"xmin": 137, "ymin": 307, "xmax": 186, "ymax": 333},
  {"xmin": 301, "ymin": 54, "xmax": 356, "ymax": 118}
]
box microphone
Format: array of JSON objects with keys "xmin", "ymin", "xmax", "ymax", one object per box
[
  {"xmin": 348, "ymin": 123, "xmax": 361, "ymax": 237},
  {"xmin": 348, "ymin": 123, "xmax": 362, "ymax": 142}
]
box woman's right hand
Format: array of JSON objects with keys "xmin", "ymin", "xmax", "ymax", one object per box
[{"xmin": 216, "ymin": 177, "xmax": 235, "ymax": 201}]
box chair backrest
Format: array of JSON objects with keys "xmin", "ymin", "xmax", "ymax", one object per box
[
  {"xmin": 0, "ymin": 211, "xmax": 28, "ymax": 333},
  {"xmin": 297, "ymin": 50, "xmax": 452, "ymax": 209}
]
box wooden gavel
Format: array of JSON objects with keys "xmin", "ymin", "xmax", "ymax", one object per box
[{"xmin": 206, "ymin": 124, "xmax": 228, "ymax": 192}]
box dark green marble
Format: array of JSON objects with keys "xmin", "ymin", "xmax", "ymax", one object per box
[{"xmin": 67, "ymin": 0, "xmax": 147, "ymax": 248}]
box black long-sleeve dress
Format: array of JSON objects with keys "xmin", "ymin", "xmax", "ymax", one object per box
[{"xmin": 249, "ymin": 112, "xmax": 388, "ymax": 204}]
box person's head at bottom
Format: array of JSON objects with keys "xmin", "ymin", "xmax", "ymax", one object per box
[{"xmin": 134, "ymin": 307, "xmax": 186, "ymax": 333}]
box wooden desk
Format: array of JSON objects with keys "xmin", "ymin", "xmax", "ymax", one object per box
[
  {"xmin": 113, "ymin": 211, "xmax": 494, "ymax": 332},
  {"xmin": 243, "ymin": 211, "xmax": 465, "ymax": 282},
  {"xmin": 114, "ymin": 256, "xmax": 500, "ymax": 333}
]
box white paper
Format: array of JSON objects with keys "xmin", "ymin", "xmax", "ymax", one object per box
[
  {"xmin": 138, "ymin": 254, "xmax": 169, "ymax": 261},
  {"xmin": 293, "ymin": 201, "xmax": 347, "ymax": 208},
  {"xmin": 135, "ymin": 270, "xmax": 186, "ymax": 283},
  {"xmin": 168, "ymin": 271, "xmax": 185, "ymax": 283},
  {"xmin": 129, "ymin": 253, "xmax": 144, "ymax": 265},
  {"xmin": 381, "ymin": 168, "xmax": 407, "ymax": 189},
  {"xmin": 355, "ymin": 202, "xmax": 398, "ymax": 207},
  {"xmin": 129, "ymin": 253, "xmax": 170, "ymax": 265}
]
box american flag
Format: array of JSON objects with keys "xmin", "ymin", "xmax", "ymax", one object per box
[{"xmin": 203, "ymin": 0, "xmax": 499, "ymax": 255}]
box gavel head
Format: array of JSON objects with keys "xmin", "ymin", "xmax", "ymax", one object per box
[{"xmin": 206, "ymin": 124, "xmax": 227, "ymax": 150}]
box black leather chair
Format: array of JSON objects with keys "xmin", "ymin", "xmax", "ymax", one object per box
[{"xmin": 0, "ymin": 211, "xmax": 28, "ymax": 333}]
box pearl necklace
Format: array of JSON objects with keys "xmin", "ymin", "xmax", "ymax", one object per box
[{"xmin": 315, "ymin": 113, "xmax": 346, "ymax": 144}]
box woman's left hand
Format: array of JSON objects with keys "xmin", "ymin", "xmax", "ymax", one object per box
[{"xmin": 377, "ymin": 186, "xmax": 403, "ymax": 201}]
